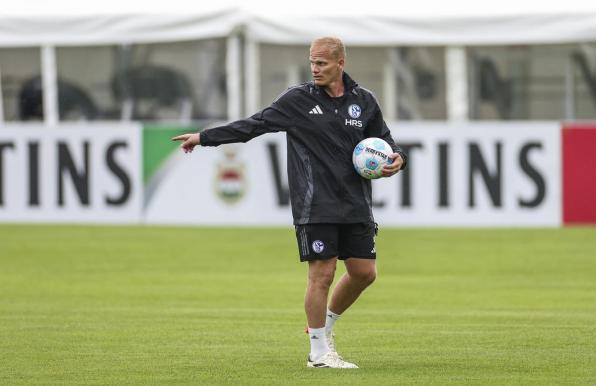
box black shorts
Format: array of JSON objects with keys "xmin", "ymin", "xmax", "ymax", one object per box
[{"xmin": 295, "ymin": 222, "xmax": 378, "ymax": 262}]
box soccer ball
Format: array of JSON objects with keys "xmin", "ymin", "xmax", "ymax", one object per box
[{"xmin": 352, "ymin": 137, "xmax": 393, "ymax": 179}]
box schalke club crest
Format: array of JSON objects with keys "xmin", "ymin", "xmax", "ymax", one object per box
[{"xmin": 348, "ymin": 104, "xmax": 362, "ymax": 118}]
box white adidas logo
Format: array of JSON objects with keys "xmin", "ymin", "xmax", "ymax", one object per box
[{"xmin": 309, "ymin": 105, "xmax": 323, "ymax": 115}]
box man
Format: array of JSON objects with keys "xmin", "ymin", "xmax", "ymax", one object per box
[{"xmin": 173, "ymin": 37, "xmax": 407, "ymax": 369}]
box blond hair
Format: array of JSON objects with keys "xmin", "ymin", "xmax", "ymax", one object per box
[{"xmin": 310, "ymin": 37, "xmax": 346, "ymax": 60}]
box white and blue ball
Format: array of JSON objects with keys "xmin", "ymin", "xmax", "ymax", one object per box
[{"xmin": 352, "ymin": 137, "xmax": 393, "ymax": 179}]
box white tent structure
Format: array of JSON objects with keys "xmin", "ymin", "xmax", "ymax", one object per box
[
  {"xmin": 1, "ymin": 6, "xmax": 596, "ymax": 124},
  {"xmin": 2, "ymin": 9, "xmax": 596, "ymax": 47}
]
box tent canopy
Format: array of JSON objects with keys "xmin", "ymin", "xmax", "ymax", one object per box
[
  {"xmin": 1, "ymin": 4, "xmax": 596, "ymax": 47},
  {"xmin": 0, "ymin": 10, "xmax": 247, "ymax": 47},
  {"xmin": 249, "ymin": 14, "xmax": 596, "ymax": 45}
]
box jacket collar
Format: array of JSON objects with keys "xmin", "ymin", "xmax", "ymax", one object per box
[
  {"xmin": 311, "ymin": 72, "xmax": 359, "ymax": 96},
  {"xmin": 342, "ymin": 72, "xmax": 358, "ymax": 93}
]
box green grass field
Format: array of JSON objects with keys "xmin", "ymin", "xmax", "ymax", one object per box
[{"xmin": 1, "ymin": 225, "xmax": 595, "ymax": 385}]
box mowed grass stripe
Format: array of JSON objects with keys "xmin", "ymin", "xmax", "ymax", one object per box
[{"xmin": 1, "ymin": 225, "xmax": 595, "ymax": 385}]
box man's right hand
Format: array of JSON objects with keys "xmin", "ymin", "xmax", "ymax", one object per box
[{"xmin": 172, "ymin": 133, "xmax": 200, "ymax": 153}]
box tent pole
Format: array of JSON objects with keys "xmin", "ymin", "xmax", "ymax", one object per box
[
  {"xmin": 383, "ymin": 48, "xmax": 398, "ymax": 121},
  {"xmin": 446, "ymin": 46, "xmax": 469, "ymax": 121},
  {"xmin": 41, "ymin": 45, "xmax": 59, "ymax": 126},
  {"xmin": 0, "ymin": 65, "xmax": 4, "ymax": 123},
  {"xmin": 244, "ymin": 35, "xmax": 260, "ymax": 115},
  {"xmin": 226, "ymin": 33, "xmax": 242, "ymax": 120},
  {"xmin": 564, "ymin": 53, "xmax": 575, "ymax": 120},
  {"xmin": 287, "ymin": 63, "xmax": 300, "ymax": 90}
]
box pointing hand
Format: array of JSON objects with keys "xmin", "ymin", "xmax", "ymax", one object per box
[{"xmin": 172, "ymin": 133, "xmax": 200, "ymax": 153}]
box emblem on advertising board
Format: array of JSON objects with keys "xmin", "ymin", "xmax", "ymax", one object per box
[{"xmin": 215, "ymin": 146, "xmax": 247, "ymax": 204}]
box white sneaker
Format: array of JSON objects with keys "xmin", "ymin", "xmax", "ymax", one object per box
[{"xmin": 307, "ymin": 351, "xmax": 359, "ymax": 368}]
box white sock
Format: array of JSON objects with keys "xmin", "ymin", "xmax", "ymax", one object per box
[
  {"xmin": 308, "ymin": 327, "xmax": 329, "ymax": 360},
  {"xmin": 325, "ymin": 309, "xmax": 341, "ymax": 333}
]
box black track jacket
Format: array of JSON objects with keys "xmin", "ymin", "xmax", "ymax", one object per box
[{"xmin": 199, "ymin": 72, "xmax": 407, "ymax": 225}]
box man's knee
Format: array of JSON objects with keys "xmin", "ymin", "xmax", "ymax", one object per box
[
  {"xmin": 350, "ymin": 267, "xmax": 376, "ymax": 286},
  {"xmin": 308, "ymin": 259, "xmax": 337, "ymax": 289}
]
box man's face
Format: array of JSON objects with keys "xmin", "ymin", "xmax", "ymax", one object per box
[{"xmin": 309, "ymin": 45, "xmax": 344, "ymax": 87}]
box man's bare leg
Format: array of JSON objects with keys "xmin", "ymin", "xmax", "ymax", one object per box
[
  {"xmin": 305, "ymin": 258, "xmax": 337, "ymax": 328},
  {"xmin": 304, "ymin": 257, "xmax": 361, "ymax": 368},
  {"xmin": 305, "ymin": 258, "xmax": 337, "ymax": 360},
  {"xmin": 328, "ymin": 258, "xmax": 376, "ymax": 315}
]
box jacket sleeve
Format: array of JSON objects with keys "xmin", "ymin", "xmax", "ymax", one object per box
[
  {"xmin": 366, "ymin": 103, "xmax": 408, "ymax": 170},
  {"xmin": 199, "ymin": 101, "xmax": 293, "ymax": 147}
]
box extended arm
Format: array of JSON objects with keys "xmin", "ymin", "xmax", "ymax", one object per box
[{"xmin": 172, "ymin": 102, "xmax": 294, "ymax": 152}]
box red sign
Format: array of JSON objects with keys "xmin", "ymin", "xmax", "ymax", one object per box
[{"xmin": 562, "ymin": 124, "xmax": 596, "ymax": 224}]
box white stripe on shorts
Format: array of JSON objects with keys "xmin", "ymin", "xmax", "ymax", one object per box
[{"xmin": 301, "ymin": 227, "xmax": 309, "ymax": 256}]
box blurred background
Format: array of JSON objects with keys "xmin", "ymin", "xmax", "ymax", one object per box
[{"xmin": 0, "ymin": 0, "xmax": 595, "ymax": 226}]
